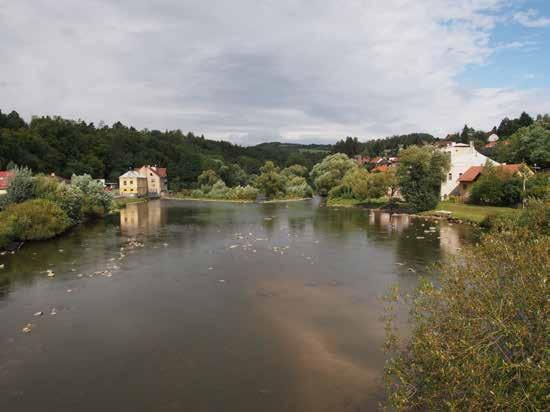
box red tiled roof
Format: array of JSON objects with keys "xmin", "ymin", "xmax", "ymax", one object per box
[
  {"xmin": 155, "ymin": 167, "xmax": 167, "ymax": 177},
  {"xmin": 372, "ymin": 165, "xmax": 389, "ymax": 173},
  {"xmin": 458, "ymin": 164, "xmax": 525, "ymax": 182},
  {"xmin": 0, "ymin": 171, "xmax": 14, "ymax": 190},
  {"xmin": 484, "ymin": 141, "xmax": 498, "ymax": 148},
  {"xmin": 458, "ymin": 166, "xmax": 484, "ymax": 182}
]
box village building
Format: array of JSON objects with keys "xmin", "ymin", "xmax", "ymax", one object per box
[
  {"xmin": 135, "ymin": 165, "xmax": 167, "ymax": 197},
  {"xmin": 439, "ymin": 141, "xmax": 498, "ymax": 200},
  {"xmin": 456, "ymin": 164, "xmax": 530, "ymax": 200},
  {"xmin": 0, "ymin": 170, "xmax": 14, "ymax": 195},
  {"xmin": 119, "ymin": 170, "xmax": 148, "ymax": 197}
]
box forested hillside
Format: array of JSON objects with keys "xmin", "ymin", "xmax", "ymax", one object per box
[{"xmin": 0, "ymin": 110, "xmax": 328, "ymax": 189}]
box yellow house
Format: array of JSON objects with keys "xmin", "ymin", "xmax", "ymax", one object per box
[{"xmin": 119, "ymin": 171, "xmax": 148, "ymax": 197}]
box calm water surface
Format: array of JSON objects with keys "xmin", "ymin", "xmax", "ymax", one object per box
[{"xmin": 0, "ymin": 199, "xmax": 476, "ymax": 411}]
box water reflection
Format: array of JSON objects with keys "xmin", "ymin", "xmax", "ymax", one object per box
[
  {"xmin": 119, "ymin": 200, "xmax": 167, "ymax": 236},
  {"xmin": 0, "ymin": 199, "xmax": 478, "ymax": 412}
]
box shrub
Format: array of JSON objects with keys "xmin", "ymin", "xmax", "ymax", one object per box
[
  {"xmin": 0, "ymin": 199, "xmax": 71, "ymax": 244},
  {"xmin": 207, "ymin": 180, "xmax": 229, "ymax": 198},
  {"xmin": 0, "ymin": 166, "xmax": 35, "ymax": 208},
  {"xmin": 310, "ymin": 153, "xmax": 357, "ymax": 196},
  {"xmin": 190, "ymin": 189, "xmax": 205, "ymax": 198},
  {"xmin": 226, "ymin": 185, "xmax": 259, "ymax": 200},
  {"xmin": 384, "ymin": 204, "xmax": 550, "ymax": 410},
  {"xmin": 469, "ymin": 163, "xmax": 522, "ymax": 206},
  {"xmin": 285, "ymin": 176, "xmax": 313, "ymax": 198}
]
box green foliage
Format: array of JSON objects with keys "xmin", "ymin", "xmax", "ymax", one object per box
[
  {"xmin": 525, "ymin": 172, "xmax": 550, "ymax": 200},
  {"xmin": 71, "ymin": 174, "xmax": 113, "ymax": 218},
  {"xmin": 0, "ymin": 199, "xmax": 71, "ymax": 247},
  {"xmin": 341, "ymin": 168, "xmax": 370, "ymax": 200},
  {"xmin": 310, "ymin": 153, "xmax": 357, "ymax": 196},
  {"xmin": 226, "ymin": 185, "xmax": 259, "ymax": 201},
  {"xmin": 255, "ymin": 161, "xmax": 285, "ymax": 199},
  {"xmin": 396, "ymin": 146, "xmax": 450, "ymax": 212},
  {"xmin": 0, "ymin": 165, "xmax": 35, "ymax": 207},
  {"xmin": 281, "ymin": 164, "xmax": 309, "ymax": 178},
  {"xmin": 497, "ymin": 115, "xmax": 550, "ymax": 168},
  {"xmin": 219, "ymin": 163, "xmax": 248, "ymax": 187},
  {"xmin": 197, "ymin": 169, "xmax": 220, "ymax": 187},
  {"xmin": 384, "ymin": 204, "xmax": 550, "ymax": 410},
  {"xmin": 285, "ymin": 176, "xmax": 313, "ymax": 198},
  {"xmin": 469, "ymin": 162, "xmax": 522, "ymax": 206}
]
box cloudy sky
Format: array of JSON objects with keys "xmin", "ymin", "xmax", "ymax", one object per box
[{"xmin": 0, "ymin": 0, "xmax": 549, "ymax": 145}]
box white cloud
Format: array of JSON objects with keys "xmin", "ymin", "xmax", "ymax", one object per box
[
  {"xmin": 513, "ymin": 9, "xmax": 550, "ymax": 28},
  {"xmin": 0, "ymin": 0, "xmax": 548, "ymax": 144}
]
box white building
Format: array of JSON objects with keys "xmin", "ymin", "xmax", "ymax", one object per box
[{"xmin": 439, "ymin": 142, "xmax": 499, "ymax": 199}]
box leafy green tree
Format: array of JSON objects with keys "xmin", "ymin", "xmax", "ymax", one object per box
[
  {"xmin": 332, "ymin": 136, "xmax": 363, "ymax": 157},
  {"xmin": 281, "ymin": 164, "xmax": 309, "ymax": 178},
  {"xmin": 197, "ymin": 169, "xmax": 220, "ymax": 187},
  {"xmin": 219, "ymin": 163, "xmax": 248, "ymax": 187},
  {"xmin": 310, "ymin": 153, "xmax": 357, "ymax": 196},
  {"xmin": 254, "ymin": 161, "xmax": 285, "ymax": 198},
  {"xmin": 396, "ymin": 146, "xmax": 450, "ymax": 212},
  {"xmin": 341, "ymin": 168, "xmax": 370, "ymax": 200},
  {"xmin": 498, "ymin": 116, "xmax": 550, "ymax": 168}
]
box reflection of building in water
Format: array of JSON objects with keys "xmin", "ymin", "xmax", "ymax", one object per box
[
  {"xmin": 120, "ymin": 201, "xmax": 166, "ymax": 236},
  {"xmin": 439, "ymin": 224, "xmax": 462, "ymax": 255},
  {"xmin": 369, "ymin": 211, "xmax": 411, "ymax": 233}
]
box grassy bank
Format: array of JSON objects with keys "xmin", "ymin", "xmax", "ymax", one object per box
[
  {"xmin": 421, "ymin": 201, "xmax": 519, "ymax": 224},
  {"xmin": 326, "ymin": 197, "xmax": 391, "ymax": 208},
  {"xmin": 164, "ymin": 196, "xmax": 254, "ymax": 203},
  {"xmin": 112, "ymin": 197, "xmax": 148, "ymax": 211},
  {"xmin": 260, "ymin": 197, "xmax": 311, "ymax": 203}
]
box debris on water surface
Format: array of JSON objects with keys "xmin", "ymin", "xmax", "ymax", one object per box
[
  {"xmin": 0, "ymin": 264, "xmax": 4, "ymax": 269},
  {"xmin": 229, "ymin": 245, "xmax": 239, "ymax": 249},
  {"xmin": 58, "ymin": 249, "xmax": 64, "ymax": 253},
  {"xmin": 408, "ymin": 267, "xmax": 416, "ymax": 273},
  {"xmin": 50, "ymin": 308, "xmax": 57, "ymax": 316},
  {"xmin": 46, "ymin": 269, "xmax": 55, "ymax": 277},
  {"xmin": 22, "ymin": 323, "xmax": 33, "ymax": 333},
  {"xmin": 395, "ymin": 262, "xmax": 405, "ymax": 266},
  {"xmin": 208, "ymin": 267, "xmax": 214, "ymax": 270},
  {"xmin": 416, "ymin": 236, "xmax": 425, "ymax": 239},
  {"xmin": 33, "ymin": 311, "xmax": 43, "ymax": 317},
  {"xmin": 218, "ymin": 279, "xmax": 225, "ymax": 283},
  {"xmin": 67, "ymin": 289, "xmax": 72, "ymax": 293}
]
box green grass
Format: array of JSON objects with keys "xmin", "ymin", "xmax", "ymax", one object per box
[
  {"xmin": 422, "ymin": 201, "xmax": 519, "ymax": 224},
  {"xmin": 326, "ymin": 197, "xmax": 390, "ymax": 208},
  {"xmin": 112, "ymin": 197, "xmax": 147, "ymax": 210}
]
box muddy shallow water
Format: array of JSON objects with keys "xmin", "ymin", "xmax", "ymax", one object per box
[{"xmin": 0, "ymin": 199, "xmax": 475, "ymax": 411}]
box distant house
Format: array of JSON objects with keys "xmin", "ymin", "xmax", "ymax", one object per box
[
  {"xmin": 135, "ymin": 165, "xmax": 168, "ymax": 196},
  {"xmin": 456, "ymin": 164, "xmax": 529, "ymax": 200},
  {"xmin": 372, "ymin": 164, "xmax": 389, "ymax": 173},
  {"xmin": 0, "ymin": 170, "xmax": 14, "ymax": 195},
  {"xmin": 119, "ymin": 171, "xmax": 148, "ymax": 197},
  {"xmin": 439, "ymin": 141, "xmax": 498, "ymax": 200}
]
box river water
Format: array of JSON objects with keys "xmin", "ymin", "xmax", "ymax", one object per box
[{"xmin": 0, "ymin": 199, "xmax": 476, "ymax": 411}]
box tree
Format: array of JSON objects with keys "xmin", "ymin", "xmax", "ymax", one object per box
[
  {"xmin": 332, "ymin": 136, "xmax": 363, "ymax": 157},
  {"xmin": 197, "ymin": 169, "xmax": 220, "ymax": 187},
  {"xmin": 254, "ymin": 161, "xmax": 285, "ymax": 198},
  {"xmin": 341, "ymin": 168, "xmax": 370, "ymax": 200},
  {"xmin": 498, "ymin": 117, "xmax": 550, "ymax": 168},
  {"xmin": 310, "ymin": 153, "xmax": 357, "ymax": 196},
  {"xmin": 396, "ymin": 146, "xmax": 450, "ymax": 212},
  {"xmin": 281, "ymin": 164, "xmax": 308, "ymax": 178}
]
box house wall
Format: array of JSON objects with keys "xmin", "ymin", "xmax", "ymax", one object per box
[
  {"xmin": 440, "ymin": 142, "xmax": 498, "ymax": 199},
  {"xmin": 119, "ymin": 177, "xmax": 148, "ymax": 197},
  {"xmin": 136, "ymin": 166, "xmax": 165, "ymax": 195}
]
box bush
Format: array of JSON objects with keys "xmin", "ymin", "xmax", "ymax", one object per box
[
  {"xmin": 226, "ymin": 185, "xmax": 259, "ymax": 200},
  {"xmin": 469, "ymin": 163, "xmax": 522, "ymax": 206},
  {"xmin": 384, "ymin": 204, "xmax": 550, "ymax": 410},
  {"xmin": 207, "ymin": 180, "xmax": 229, "ymax": 198},
  {"xmin": 310, "ymin": 153, "xmax": 357, "ymax": 196},
  {"xmin": 0, "ymin": 166, "xmax": 35, "ymax": 208},
  {"xmin": 0, "ymin": 199, "xmax": 71, "ymax": 245}
]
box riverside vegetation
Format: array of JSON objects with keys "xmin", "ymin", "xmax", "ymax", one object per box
[
  {"xmin": 0, "ymin": 166, "xmax": 113, "ymax": 249},
  {"xmin": 383, "ymin": 200, "xmax": 549, "ymax": 410}
]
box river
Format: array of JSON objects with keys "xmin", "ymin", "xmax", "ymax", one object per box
[{"xmin": 0, "ymin": 199, "xmax": 476, "ymax": 411}]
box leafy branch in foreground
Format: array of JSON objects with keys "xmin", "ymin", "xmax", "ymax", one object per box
[{"xmin": 383, "ymin": 203, "xmax": 549, "ymax": 410}]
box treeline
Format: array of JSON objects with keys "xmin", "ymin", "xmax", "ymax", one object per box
[
  {"xmin": 332, "ymin": 133, "xmax": 436, "ymax": 157},
  {"xmin": 0, "ymin": 110, "xmax": 328, "ymax": 189}
]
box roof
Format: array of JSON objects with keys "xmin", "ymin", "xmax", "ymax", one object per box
[
  {"xmin": 137, "ymin": 165, "xmax": 167, "ymax": 178},
  {"xmin": 458, "ymin": 164, "xmax": 526, "ymax": 183},
  {"xmin": 458, "ymin": 166, "xmax": 484, "ymax": 182},
  {"xmin": 372, "ymin": 165, "xmax": 389, "ymax": 173},
  {"xmin": 120, "ymin": 170, "xmax": 146, "ymax": 179},
  {"xmin": 484, "ymin": 141, "xmax": 498, "ymax": 148},
  {"xmin": 0, "ymin": 171, "xmax": 14, "ymax": 190}
]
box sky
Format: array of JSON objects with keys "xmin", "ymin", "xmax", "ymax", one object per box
[{"xmin": 0, "ymin": 0, "xmax": 549, "ymax": 145}]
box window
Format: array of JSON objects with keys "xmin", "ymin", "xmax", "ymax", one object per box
[
  {"xmin": 123, "ymin": 180, "xmax": 127, "ymax": 185},
  {"xmin": 459, "ymin": 172, "xmax": 463, "ymax": 177},
  {"xmin": 448, "ymin": 173, "xmax": 452, "ymax": 181},
  {"xmin": 462, "ymin": 183, "xmax": 467, "ymax": 190},
  {"xmin": 150, "ymin": 173, "xmax": 153, "ymax": 176}
]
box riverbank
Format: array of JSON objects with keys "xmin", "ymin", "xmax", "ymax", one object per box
[
  {"xmin": 326, "ymin": 197, "xmax": 518, "ymax": 225},
  {"xmin": 164, "ymin": 196, "xmax": 254, "ymax": 203},
  {"xmin": 259, "ymin": 197, "xmax": 311, "ymax": 203}
]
